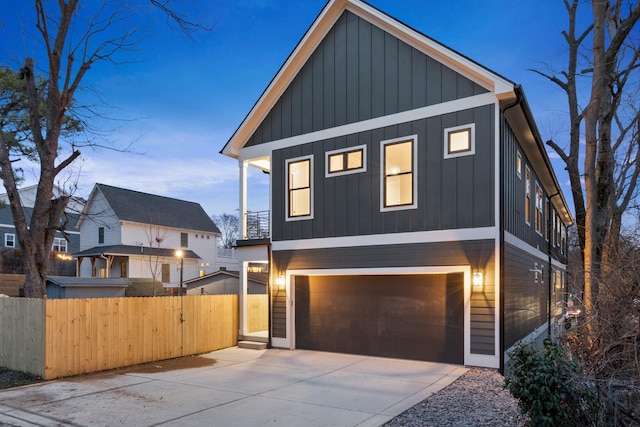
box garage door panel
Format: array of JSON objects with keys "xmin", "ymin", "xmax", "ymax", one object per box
[{"xmin": 295, "ymin": 273, "xmax": 464, "ymax": 363}]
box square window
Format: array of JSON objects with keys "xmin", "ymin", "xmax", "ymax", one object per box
[
  {"xmin": 325, "ymin": 145, "xmax": 366, "ymax": 177},
  {"xmin": 381, "ymin": 136, "xmax": 417, "ymax": 211},
  {"xmin": 286, "ymin": 155, "xmax": 313, "ymax": 220},
  {"xmin": 444, "ymin": 124, "xmax": 475, "ymax": 159}
]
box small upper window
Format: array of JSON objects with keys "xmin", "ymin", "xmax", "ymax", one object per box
[
  {"xmin": 98, "ymin": 227, "xmax": 105, "ymax": 244},
  {"xmin": 325, "ymin": 145, "xmax": 366, "ymax": 177},
  {"xmin": 181, "ymin": 232, "xmax": 188, "ymax": 248},
  {"xmin": 516, "ymin": 152, "xmax": 522, "ymax": 178},
  {"xmin": 535, "ymin": 183, "xmax": 544, "ymax": 235},
  {"xmin": 444, "ymin": 124, "xmax": 475, "ymax": 159},
  {"xmin": 5, "ymin": 233, "xmax": 15, "ymax": 248}
]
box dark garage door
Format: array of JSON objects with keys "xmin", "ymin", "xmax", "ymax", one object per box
[{"xmin": 295, "ymin": 273, "xmax": 464, "ymax": 364}]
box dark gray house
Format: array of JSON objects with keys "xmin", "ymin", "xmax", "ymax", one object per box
[{"xmin": 221, "ymin": 0, "xmax": 572, "ymax": 370}]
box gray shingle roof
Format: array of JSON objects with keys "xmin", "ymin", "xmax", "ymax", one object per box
[
  {"xmin": 95, "ymin": 184, "xmax": 220, "ymax": 234},
  {"xmin": 73, "ymin": 244, "xmax": 201, "ymax": 259}
]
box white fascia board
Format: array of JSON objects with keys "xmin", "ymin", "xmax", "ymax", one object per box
[
  {"xmin": 225, "ymin": 0, "xmax": 515, "ymax": 159},
  {"xmin": 223, "ymin": 0, "xmax": 347, "ymax": 159}
]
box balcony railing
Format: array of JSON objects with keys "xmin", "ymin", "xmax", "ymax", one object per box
[{"xmin": 244, "ymin": 210, "xmax": 270, "ymax": 240}]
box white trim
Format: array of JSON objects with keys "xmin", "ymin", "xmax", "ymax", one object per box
[
  {"xmin": 380, "ymin": 135, "xmax": 418, "ymax": 212},
  {"xmin": 285, "ymin": 155, "xmax": 314, "ymax": 222},
  {"xmin": 272, "ymin": 226, "xmax": 497, "ymax": 251},
  {"xmin": 283, "ymin": 265, "xmax": 497, "ymax": 368},
  {"xmin": 504, "ymin": 231, "xmax": 550, "ymax": 262},
  {"xmin": 4, "ymin": 233, "xmax": 15, "ymax": 248},
  {"xmin": 239, "ymin": 94, "xmax": 496, "ymax": 161},
  {"xmin": 325, "ymin": 144, "xmax": 367, "ymax": 177},
  {"xmin": 443, "ymin": 123, "xmax": 475, "ymax": 159}
]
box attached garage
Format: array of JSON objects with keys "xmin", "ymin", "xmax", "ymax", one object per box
[{"xmin": 294, "ymin": 273, "xmax": 464, "ymax": 364}]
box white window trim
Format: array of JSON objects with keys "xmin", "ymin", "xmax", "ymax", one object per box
[
  {"xmin": 325, "ymin": 145, "xmax": 367, "ymax": 177},
  {"xmin": 516, "ymin": 151, "xmax": 522, "ymax": 179},
  {"xmin": 443, "ymin": 123, "xmax": 475, "ymax": 159},
  {"xmin": 285, "ymin": 154, "xmax": 314, "ymax": 221},
  {"xmin": 4, "ymin": 233, "xmax": 15, "ymax": 248},
  {"xmin": 380, "ymin": 135, "xmax": 418, "ymax": 212}
]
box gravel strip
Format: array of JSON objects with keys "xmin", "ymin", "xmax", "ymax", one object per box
[{"xmin": 383, "ymin": 368, "xmax": 529, "ymax": 427}]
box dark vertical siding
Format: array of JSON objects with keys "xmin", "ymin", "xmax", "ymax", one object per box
[
  {"xmin": 503, "ymin": 242, "xmax": 550, "ymax": 349},
  {"xmin": 246, "ymin": 11, "xmax": 488, "ymax": 147},
  {"xmin": 273, "ymin": 105, "xmax": 494, "ymax": 241}
]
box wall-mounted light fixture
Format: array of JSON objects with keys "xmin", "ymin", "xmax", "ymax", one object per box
[
  {"xmin": 275, "ymin": 275, "xmax": 285, "ymax": 288},
  {"xmin": 472, "ymin": 271, "xmax": 484, "ymax": 288}
]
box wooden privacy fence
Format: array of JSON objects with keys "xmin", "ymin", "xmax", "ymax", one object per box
[{"xmin": 0, "ymin": 295, "xmax": 238, "ymax": 380}]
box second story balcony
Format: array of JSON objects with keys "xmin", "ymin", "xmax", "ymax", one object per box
[{"xmin": 243, "ymin": 210, "xmax": 270, "ymax": 240}]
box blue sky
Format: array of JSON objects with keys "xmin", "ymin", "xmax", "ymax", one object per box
[{"xmin": 0, "ymin": 1, "xmax": 588, "ymax": 217}]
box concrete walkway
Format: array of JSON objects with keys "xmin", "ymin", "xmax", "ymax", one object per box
[{"xmin": 0, "ymin": 347, "xmax": 467, "ymax": 427}]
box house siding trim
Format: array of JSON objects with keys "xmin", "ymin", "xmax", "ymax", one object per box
[
  {"xmin": 271, "ymin": 226, "xmax": 498, "ymax": 251},
  {"xmin": 275, "ymin": 265, "xmax": 498, "ymax": 368},
  {"xmin": 239, "ymin": 93, "xmax": 496, "ymax": 161}
]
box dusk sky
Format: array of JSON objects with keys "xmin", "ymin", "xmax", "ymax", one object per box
[{"xmin": 0, "ymin": 1, "xmax": 592, "ymax": 217}]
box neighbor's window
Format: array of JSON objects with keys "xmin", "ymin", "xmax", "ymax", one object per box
[
  {"xmin": 326, "ymin": 145, "xmax": 366, "ymax": 177},
  {"xmin": 381, "ymin": 136, "xmax": 417, "ymax": 211},
  {"xmin": 444, "ymin": 124, "xmax": 475, "ymax": 159},
  {"xmin": 545, "ymin": 200, "xmax": 550, "ymax": 241},
  {"xmin": 525, "ymin": 167, "xmax": 531, "ymax": 224},
  {"xmin": 4, "ymin": 233, "xmax": 15, "ymax": 248},
  {"xmin": 162, "ymin": 263, "xmax": 170, "ymax": 283},
  {"xmin": 98, "ymin": 227, "xmax": 105, "ymax": 244},
  {"xmin": 181, "ymin": 232, "xmax": 188, "ymax": 248},
  {"xmin": 121, "ymin": 262, "xmax": 128, "ymax": 278},
  {"xmin": 535, "ymin": 183, "xmax": 544, "ymax": 235},
  {"xmin": 516, "ymin": 152, "xmax": 522, "ymax": 178},
  {"xmin": 286, "ymin": 155, "xmax": 313, "ymax": 220},
  {"xmin": 52, "ymin": 237, "xmax": 67, "ymax": 253}
]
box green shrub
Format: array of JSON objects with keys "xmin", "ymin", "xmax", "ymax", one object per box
[{"xmin": 505, "ymin": 339, "xmax": 599, "ymax": 427}]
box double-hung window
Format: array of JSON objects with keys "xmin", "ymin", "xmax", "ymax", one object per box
[
  {"xmin": 5, "ymin": 233, "xmax": 15, "ymax": 248},
  {"xmin": 52, "ymin": 237, "xmax": 67, "ymax": 252},
  {"xmin": 286, "ymin": 155, "xmax": 313, "ymax": 220},
  {"xmin": 381, "ymin": 136, "xmax": 417, "ymax": 211}
]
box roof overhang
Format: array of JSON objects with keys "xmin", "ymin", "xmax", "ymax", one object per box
[
  {"xmin": 502, "ymin": 87, "xmax": 573, "ymax": 226},
  {"xmin": 220, "ymin": 0, "xmax": 514, "ymax": 159}
]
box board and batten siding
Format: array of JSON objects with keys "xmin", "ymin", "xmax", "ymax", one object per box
[
  {"xmin": 271, "ymin": 239, "xmax": 495, "ymax": 355},
  {"xmin": 272, "ymin": 106, "xmax": 494, "ymax": 241},
  {"xmin": 503, "ymin": 242, "xmax": 550, "ymax": 350},
  {"xmin": 246, "ymin": 10, "xmax": 488, "ymax": 147}
]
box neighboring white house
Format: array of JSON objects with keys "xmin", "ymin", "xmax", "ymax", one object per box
[{"xmin": 74, "ymin": 184, "xmax": 222, "ymax": 290}]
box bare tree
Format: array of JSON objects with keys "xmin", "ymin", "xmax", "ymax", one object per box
[
  {"xmin": 0, "ymin": 1, "xmax": 209, "ymax": 298},
  {"xmin": 144, "ymin": 223, "xmax": 169, "ymax": 295},
  {"xmin": 212, "ymin": 213, "xmax": 239, "ymax": 249},
  {"xmin": 538, "ymin": 0, "xmax": 640, "ymax": 324}
]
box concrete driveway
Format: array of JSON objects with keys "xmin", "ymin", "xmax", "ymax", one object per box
[{"xmin": 0, "ymin": 347, "xmax": 466, "ymax": 427}]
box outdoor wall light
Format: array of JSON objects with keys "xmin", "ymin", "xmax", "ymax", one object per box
[
  {"xmin": 472, "ymin": 271, "xmax": 484, "ymax": 288},
  {"xmin": 275, "ymin": 275, "xmax": 286, "ymax": 288}
]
